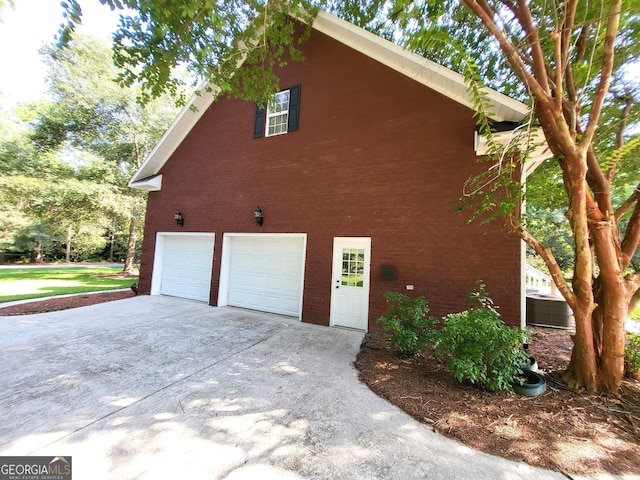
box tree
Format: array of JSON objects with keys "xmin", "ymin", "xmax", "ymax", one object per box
[
  {"xmin": 60, "ymin": 0, "xmax": 318, "ymax": 104},
  {"xmin": 456, "ymin": 0, "xmax": 640, "ymax": 393},
  {"xmin": 32, "ymin": 34, "xmax": 179, "ymax": 273},
  {"xmin": 60, "ymin": 1, "xmax": 640, "ymax": 392},
  {"xmin": 0, "ymin": 176, "xmax": 122, "ymax": 262}
]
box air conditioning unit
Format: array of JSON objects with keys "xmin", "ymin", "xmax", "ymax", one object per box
[{"xmin": 526, "ymin": 294, "xmax": 574, "ymax": 329}]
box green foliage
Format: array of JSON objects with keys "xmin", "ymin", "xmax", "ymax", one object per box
[
  {"xmin": 57, "ymin": 0, "xmax": 319, "ymax": 106},
  {"xmin": 434, "ymin": 284, "xmax": 530, "ymax": 392},
  {"xmin": 377, "ymin": 291, "xmax": 437, "ymax": 355},
  {"xmin": 0, "ymin": 175, "xmax": 123, "ymax": 263},
  {"xmin": 625, "ymin": 332, "xmax": 640, "ymax": 378},
  {"xmin": 1, "ymin": 35, "xmax": 175, "ymax": 265},
  {"xmin": 378, "ymin": 284, "xmax": 533, "ymax": 391},
  {"xmin": 38, "ymin": 34, "xmax": 179, "ymax": 171},
  {"xmin": 524, "ymin": 208, "xmax": 575, "ymax": 273},
  {"xmin": 465, "ymin": 279, "xmax": 495, "ymax": 310}
]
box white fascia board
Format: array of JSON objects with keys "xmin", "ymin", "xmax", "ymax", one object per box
[
  {"xmin": 129, "ymin": 85, "xmax": 219, "ymax": 186},
  {"xmin": 312, "ymin": 11, "xmax": 528, "ymax": 123}
]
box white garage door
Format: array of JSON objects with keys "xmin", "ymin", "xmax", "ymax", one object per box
[
  {"xmin": 160, "ymin": 234, "xmax": 214, "ymax": 302},
  {"xmin": 228, "ymin": 236, "xmax": 305, "ymax": 317}
]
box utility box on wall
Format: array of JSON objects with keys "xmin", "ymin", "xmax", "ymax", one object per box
[{"xmin": 380, "ymin": 265, "xmax": 397, "ymax": 281}]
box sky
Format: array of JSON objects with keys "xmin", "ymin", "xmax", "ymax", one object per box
[{"xmin": 0, "ymin": 0, "xmax": 122, "ymax": 108}]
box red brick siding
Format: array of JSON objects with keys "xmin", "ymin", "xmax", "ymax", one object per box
[{"xmin": 138, "ymin": 28, "xmax": 522, "ymax": 328}]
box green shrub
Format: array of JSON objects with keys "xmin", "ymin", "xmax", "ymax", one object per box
[
  {"xmin": 377, "ymin": 291, "xmax": 437, "ymax": 355},
  {"xmin": 434, "ymin": 307, "xmax": 530, "ymax": 392},
  {"xmin": 625, "ymin": 332, "xmax": 640, "ymax": 379},
  {"xmin": 465, "ymin": 280, "xmax": 495, "ymax": 310}
]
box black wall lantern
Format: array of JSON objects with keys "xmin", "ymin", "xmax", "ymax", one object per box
[
  {"xmin": 254, "ymin": 206, "xmax": 264, "ymax": 226},
  {"xmin": 174, "ymin": 211, "xmax": 184, "ymax": 227}
]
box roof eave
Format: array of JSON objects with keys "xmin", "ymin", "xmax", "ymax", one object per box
[
  {"xmin": 475, "ymin": 127, "xmax": 552, "ymax": 179},
  {"xmin": 129, "ymin": 173, "xmax": 163, "ymax": 191}
]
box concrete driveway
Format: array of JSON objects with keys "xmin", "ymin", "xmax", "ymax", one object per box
[{"xmin": 0, "ymin": 296, "xmax": 566, "ymax": 480}]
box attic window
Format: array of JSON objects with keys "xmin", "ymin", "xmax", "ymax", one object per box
[
  {"xmin": 266, "ymin": 90, "xmax": 290, "ymax": 136},
  {"xmin": 253, "ymin": 84, "xmax": 301, "ymax": 138}
]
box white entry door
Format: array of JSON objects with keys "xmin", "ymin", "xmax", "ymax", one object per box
[{"xmin": 330, "ymin": 237, "xmax": 371, "ymax": 331}]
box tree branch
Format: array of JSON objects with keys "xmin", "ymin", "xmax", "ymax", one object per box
[
  {"xmin": 628, "ymin": 273, "xmax": 640, "ymax": 301},
  {"xmin": 578, "ymin": 0, "xmax": 621, "ymax": 154},
  {"xmin": 585, "ymin": 145, "xmax": 613, "ymax": 216},
  {"xmin": 462, "ymin": 0, "xmax": 550, "ymax": 103},
  {"xmin": 615, "ymin": 185, "xmax": 640, "ymax": 221},
  {"xmin": 563, "ymin": 5, "xmax": 583, "ymax": 105},
  {"xmin": 551, "ymin": 30, "xmax": 564, "ymax": 111},
  {"xmin": 560, "ymin": 0, "xmax": 579, "ymax": 71},
  {"xmin": 516, "ymin": 224, "xmax": 577, "ymax": 308},
  {"xmin": 515, "ymin": 0, "xmax": 552, "ymax": 94},
  {"xmin": 615, "ymin": 94, "xmax": 633, "ymax": 152},
  {"xmin": 621, "ymin": 196, "xmax": 640, "ymax": 271}
]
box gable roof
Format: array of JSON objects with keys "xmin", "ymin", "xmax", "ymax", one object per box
[{"xmin": 130, "ymin": 10, "xmax": 531, "ymax": 190}]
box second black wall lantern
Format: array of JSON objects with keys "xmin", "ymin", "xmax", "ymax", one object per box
[
  {"xmin": 174, "ymin": 211, "xmax": 184, "ymax": 227},
  {"xmin": 254, "ymin": 206, "xmax": 263, "ymax": 226}
]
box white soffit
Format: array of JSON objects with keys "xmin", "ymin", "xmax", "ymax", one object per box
[
  {"xmin": 129, "ymin": 174, "xmax": 163, "ymax": 191},
  {"xmin": 129, "ymin": 10, "xmax": 529, "ymax": 187},
  {"xmin": 475, "ymin": 127, "xmax": 552, "ymax": 178}
]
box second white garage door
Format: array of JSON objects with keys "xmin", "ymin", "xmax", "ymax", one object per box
[{"xmin": 226, "ymin": 235, "xmax": 305, "ymax": 317}]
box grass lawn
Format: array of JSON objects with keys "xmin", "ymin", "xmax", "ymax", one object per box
[{"xmin": 0, "ymin": 266, "xmax": 139, "ymax": 303}]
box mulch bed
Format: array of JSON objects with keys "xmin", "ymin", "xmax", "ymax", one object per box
[
  {"xmin": 0, "ymin": 290, "xmax": 137, "ymax": 316},
  {"xmin": 355, "ymin": 327, "xmax": 640, "ymax": 478}
]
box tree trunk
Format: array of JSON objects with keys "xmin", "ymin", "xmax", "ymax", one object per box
[
  {"xmin": 109, "ymin": 231, "xmax": 115, "ymax": 263},
  {"xmin": 123, "ymin": 217, "xmax": 138, "ymax": 275},
  {"xmin": 597, "ymin": 284, "xmax": 629, "ymax": 392},
  {"xmin": 65, "ymin": 226, "xmax": 72, "ymax": 263},
  {"xmin": 31, "ymin": 241, "xmax": 43, "ymax": 263},
  {"xmin": 564, "ymin": 302, "xmax": 598, "ymax": 391},
  {"xmin": 108, "ymin": 217, "xmax": 118, "ymax": 262},
  {"xmin": 567, "ymin": 277, "xmax": 632, "ymax": 392}
]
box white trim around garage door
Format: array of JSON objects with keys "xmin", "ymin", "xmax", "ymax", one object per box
[
  {"xmin": 218, "ymin": 233, "xmax": 307, "ymax": 320},
  {"xmin": 151, "ymin": 232, "xmax": 215, "ymax": 302}
]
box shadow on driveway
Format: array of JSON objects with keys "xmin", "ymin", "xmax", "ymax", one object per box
[{"xmin": 0, "ymin": 296, "xmax": 565, "ymax": 479}]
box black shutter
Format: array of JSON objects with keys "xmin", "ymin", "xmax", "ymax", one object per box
[
  {"xmin": 253, "ymin": 103, "xmax": 266, "ymax": 138},
  {"xmin": 287, "ymin": 84, "xmax": 301, "ymax": 132}
]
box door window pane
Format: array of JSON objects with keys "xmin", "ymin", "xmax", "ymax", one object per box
[{"xmin": 341, "ymin": 248, "xmax": 365, "ymax": 286}]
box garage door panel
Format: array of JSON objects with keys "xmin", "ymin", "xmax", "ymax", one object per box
[
  {"xmin": 160, "ymin": 234, "xmax": 214, "ymax": 302},
  {"xmin": 227, "ymin": 236, "xmax": 304, "ymax": 317}
]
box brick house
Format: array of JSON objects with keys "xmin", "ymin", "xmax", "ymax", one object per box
[{"xmin": 129, "ymin": 10, "xmax": 535, "ymax": 330}]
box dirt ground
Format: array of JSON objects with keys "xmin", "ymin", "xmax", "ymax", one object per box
[{"xmin": 2, "ymin": 294, "xmax": 639, "ymax": 477}]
